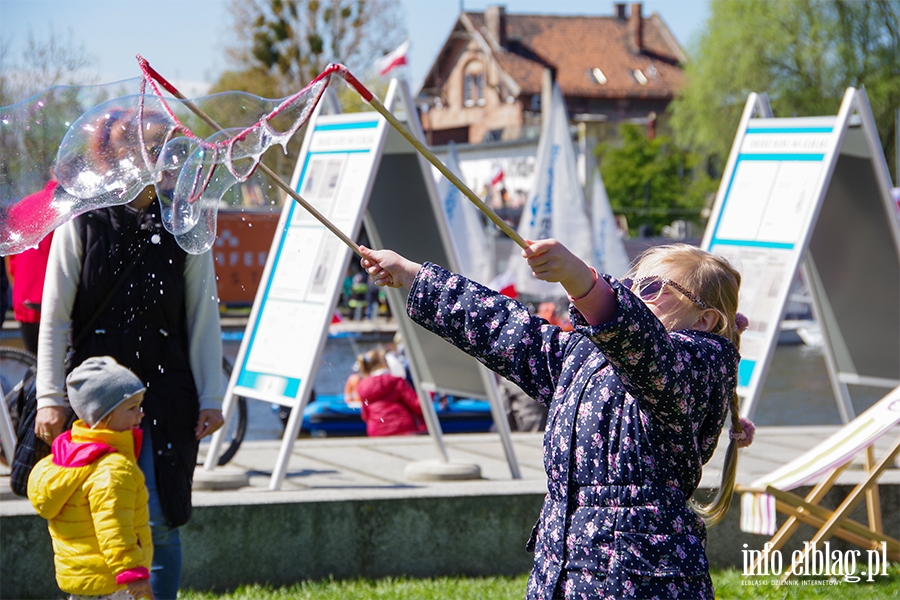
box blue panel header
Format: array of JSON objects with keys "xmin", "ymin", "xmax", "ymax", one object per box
[
  {"xmin": 314, "ymin": 121, "xmax": 379, "ymax": 131},
  {"xmin": 712, "ymin": 239, "xmax": 794, "ymax": 250},
  {"xmin": 738, "ymin": 153, "xmax": 825, "ymax": 162},
  {"xmin": 745, "ymin": 127, "xmax": 833, "ymax": 134}
]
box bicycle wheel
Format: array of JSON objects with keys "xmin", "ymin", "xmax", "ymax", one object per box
[
  {"xmin": 206, "ymin": 356, "xmax": 248, "ymax": 466},
  {"xmin": 0, "ymin": 346, "xmax": 37, "ymax": 464},
  {"xmin": 0, "ymin": 346, "xmax": 38, "ymax": 398}
]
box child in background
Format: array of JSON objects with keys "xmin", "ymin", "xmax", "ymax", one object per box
[
  {"xmin": 344, "ymin": 362, "xmax": 362, "ymax": 407},
  {"xmin": 356, "ymin": 348, "xmax": 425, "ymax": 437},
  {"xmin": 6, "ymin": 178, "xmax": 57, "ymax": 354},
  {"xmin": 29, "ymin": 356, "xmax": 153, "ymax": 600},
  {"xmin": 359, "ymin": 239, "xmax": 751, "ymax": 599}
]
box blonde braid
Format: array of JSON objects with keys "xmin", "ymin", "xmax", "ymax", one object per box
[{"xmin": 631, "ymin": 244, "xmax": 747, "ymax": 527}]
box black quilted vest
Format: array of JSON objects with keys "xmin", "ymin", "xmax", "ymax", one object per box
[{"xmin": 72, "ymin": 204, "xmax": 199, "ymax": 527}]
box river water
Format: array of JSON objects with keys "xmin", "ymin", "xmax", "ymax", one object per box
[{"xmin": 229, "ymin": 331, "xmax": 889, "ymax": 442}]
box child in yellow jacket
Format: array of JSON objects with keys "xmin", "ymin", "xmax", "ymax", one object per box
[{"xmin": 29, "ymin": 356, "xmax": 153, "ymax": 600}]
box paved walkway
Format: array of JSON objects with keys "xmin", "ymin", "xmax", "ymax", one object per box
[{"xmin": 6, "ymin": 425, "xmax": 897, "ymax": 513}]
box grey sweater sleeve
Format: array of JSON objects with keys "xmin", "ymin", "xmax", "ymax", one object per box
[
  {"xmin": 36, "ymin": 220, "xmax": 82, "ymax": 409},
  {"xmin": 183, "ymin": 250, "xmax": 224, "ymax": 411}
]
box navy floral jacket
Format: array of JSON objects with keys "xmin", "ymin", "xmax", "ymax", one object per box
[{"xmin": 407, "ymin": 263, "xmax": 739, "ymax": 599}]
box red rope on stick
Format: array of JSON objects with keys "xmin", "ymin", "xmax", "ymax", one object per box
[
  {"xmin": 135, "ymin": 56, "xmax": 364, "ymax": 257},
  {"xmin": 327, "ymin": 63, "xmax": 374, "ymax": 102},
  {"xmin": 132, "ymin": 56, "xmax": 522, "ymax": 250},
  {"xmin": 137, "ymin": 55, "xmax": 181, "ymax": 97}
]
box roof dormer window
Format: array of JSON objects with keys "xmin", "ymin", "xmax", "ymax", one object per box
[
  {"xmin": 632, "ymin": 69, "xmax": 648, "ymax": 85},
  {"xmin": 590, "ymin": 68, "xmax": 607, "ymax": 85},
  {"xmin": 464, "ymin": 61, "xmax": 486, "ymax": 107}
]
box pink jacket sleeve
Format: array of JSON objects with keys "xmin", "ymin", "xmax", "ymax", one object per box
[{"xmin": 397, "ymin": 379, "xmax": 423, "ymax": 417}]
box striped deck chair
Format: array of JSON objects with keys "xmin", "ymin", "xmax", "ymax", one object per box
[{"xmin": 736, "ymin": 385, "xmax": 900, "ymax": 581}]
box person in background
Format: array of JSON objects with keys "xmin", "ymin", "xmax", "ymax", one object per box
[
  {"xmin": 0, "ymin": 258, "xmax": 9, "ymax": 330},
  {"xmin": 343, "ymin": 362, "xmax": 362, "ymax": 407},
  {"xmin": 497, "ymin": 376, "xmax": 547, "ymax": 432},
  {"xmin": 34, "ymin": 108, "xmax": 223, "ymax": 600},
  {"xmin": 356, "ymin": 348, "xmax": 425, "ymax": 437},
  {"xmin": 348, "ymin": 272, "xmax": 368, "ymax": 320},
  {"xmin": 29, "ymin": 356, "xmax": 153, "ymax": 600},
  {"xmin": 359, "ymin": 239, "xmax": 751, "ymax": 599},
  {"xmin": 365, "ymin": 275, "xmax": 381, "ymax": 320},
  {"xmin": 339, "ymin": 267, "xmax": 354, "ymax": 314},
  {"xmin": 7, "ymin": 177, "xmax": 58, "ymax": 354},
  {"xmin": 383, "ymin": 333, "xmax": 410, "ymax": 382}
]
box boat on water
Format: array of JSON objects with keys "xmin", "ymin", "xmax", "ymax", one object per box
[{"xmin": 296, "ymin": 394, "xmax": 495, "ymax": 437}]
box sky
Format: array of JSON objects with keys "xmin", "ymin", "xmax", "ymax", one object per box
[{"xmin": 1, "ymin": 0, "xmax": 710, "ymax": 100}]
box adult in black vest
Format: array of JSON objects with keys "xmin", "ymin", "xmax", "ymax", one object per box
[{"xmin": 35, "ymin": 110, "xmax": 224, "ymax": 600}]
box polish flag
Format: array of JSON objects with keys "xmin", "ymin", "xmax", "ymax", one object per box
[
  {"xmin": 375, "ymin": 40, "xmax": 410, "ymax": 76},
  {"xmin": 488, "ymin": 269, "xmax": 517, "ymax": 299},
  {"xmin": 490, "ymin": 165, "xmax": 505, "ymax": 187}
]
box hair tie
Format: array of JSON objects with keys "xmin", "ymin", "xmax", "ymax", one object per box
[
  {"xmin": 734, "ymin": 312, "xmax": 749, "ymax": 333},
  {"xmin": 729, "ymin": 417, "xmax": 755, "ymax": 448}
]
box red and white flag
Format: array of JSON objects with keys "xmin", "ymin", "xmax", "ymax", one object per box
[
  {"xmin": 375, "ymin": 39, "xmax": 410, "ymax": 76},
  {"xmin": 490, "ymin": 165, "xmax": 505, "ymax": 187},
  {"xmin": 488, "ymin": 269, "xmax": 517, "ymax": 299}
]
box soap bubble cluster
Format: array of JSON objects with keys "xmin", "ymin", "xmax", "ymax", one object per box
[{"xmin": 1, "ymin": 62, "xmax": 333, "ymax": 255}]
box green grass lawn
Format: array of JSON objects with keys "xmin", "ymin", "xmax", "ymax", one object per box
[{"xmin": 180, "ymin": 565, "xmax": 900, "ymax": 599}]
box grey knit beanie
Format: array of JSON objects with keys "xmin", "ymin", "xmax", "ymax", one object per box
[{"xmin": 66, "ymin": 356, "xmax": 146, "ymax": 428}]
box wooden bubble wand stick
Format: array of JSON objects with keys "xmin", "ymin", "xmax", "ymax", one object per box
[
  {"xmin": 141, "ymin": 58, "xmax": 527, "ymax": 252},
  {"xmin": 334, "ymin": 67, "xmax": 528, "ymax": 250}
]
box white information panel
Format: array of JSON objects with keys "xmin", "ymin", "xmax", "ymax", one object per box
[
  {"xmin": 202, "ymin": 110, "xmax": 388, "ymax": 485},
  {"xmin": 205, "ymin": 80, "xmax": 522, "ymax": 487},
  {"xmin": 705, "ymin": 116, "xmax": 833, "ymax": 398},
  {"xmin": 703, "ymin": 88, "xmax": 900, "ymax": 420},
  {"xmin": 234, "ymin": 119, "xmax": 383, "ymax": 404}
]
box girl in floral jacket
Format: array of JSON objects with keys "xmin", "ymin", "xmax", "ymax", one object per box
[{"xmin": 359, "ymin": 239, "xmax": 750, "ymax": 600}]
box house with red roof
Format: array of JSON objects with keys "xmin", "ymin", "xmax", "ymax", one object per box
[{"xmin": 417, "ymin": 3, "xmax": 686, "ymax": 146}]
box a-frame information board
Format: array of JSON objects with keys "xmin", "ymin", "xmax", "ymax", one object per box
[
  {"xmin": 204, "ymin": 80, "xmax": 519, "ymax": 488},
  {"xmin": 702, "ymin": 87, "xmax": 900, "ymax": 421}
]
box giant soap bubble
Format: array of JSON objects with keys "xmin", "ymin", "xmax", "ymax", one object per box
[
  {"xmin": 0, "ymin": 79, "xmax": 144, "ymax": 255},
  {"xmin": 1, "ymin": 59, "xmax": 331, "ymax": 255}
]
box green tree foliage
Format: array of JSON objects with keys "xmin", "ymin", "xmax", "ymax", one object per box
[
  {"xmin": 597, "ymin": 124, "xmax": 717, "ymax": 237},
  {"xmin": 0, "ymin": 27, "xmax": 97, "ymax": 106},
  {"xmin": 670, "ymin": 0, "xmax": 900, "ymax": 181},
  {"xmin": 1, "ymin": 29, "xmax": 98, "ymax": 200},
  {"xmin": 211, "ymin": 0, "xmax": 405, "ymax": 183},
  {"xmin": 218, "ymin": 0, "xmax": 406, "ymax": 96}
]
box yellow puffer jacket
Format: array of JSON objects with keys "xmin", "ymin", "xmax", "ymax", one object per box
[{"xmin": 28, "ymin": 421, "xmax": 152, "ymax": 596}]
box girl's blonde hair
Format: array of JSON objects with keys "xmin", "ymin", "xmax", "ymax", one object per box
[
  {"xmin": 629, "ymin": 244, "xmax": 744, "ymax": 527},
  {"xmin": 356, "ymin": 348, "xmax": 387, "ymax": 377}
]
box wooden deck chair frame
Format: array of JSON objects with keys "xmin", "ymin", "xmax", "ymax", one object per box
[{"xmin": 736, "ymin": 433, "xmax": 900, "ymax": 581}]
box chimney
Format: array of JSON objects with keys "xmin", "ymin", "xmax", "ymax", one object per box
[
  {"xmin": 485, "ymin": 5, "xmax": 507, "ymax": 48},
  {"xmin": 614, "ymin": 3, "xmax": 627, "ymax": 19},
  {"xmin": 630, "ymin": 3, "xmax": 643, "ymax": 53}
]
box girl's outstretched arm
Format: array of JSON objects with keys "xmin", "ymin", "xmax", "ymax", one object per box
[
  {"xmin": 359, "ymin": 245, "xmax": 421, "ymax": 289},
  {"xmin": 524, "ymin": 238, "xmax": 616, "ymax": 326}
]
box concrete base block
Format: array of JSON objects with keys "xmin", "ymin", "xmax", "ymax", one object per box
[
  {"xmin": 404, "ymin": 460, "xmax": 482, "ymax": 481},
  {"xmin": 192, "ymin": 467, "xmax": 250, "ymax": 491}
]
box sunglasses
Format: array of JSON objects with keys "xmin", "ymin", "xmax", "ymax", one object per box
[{"xmin": 621, "ymin": 276, "xmax": 710, "ymax": 309}]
